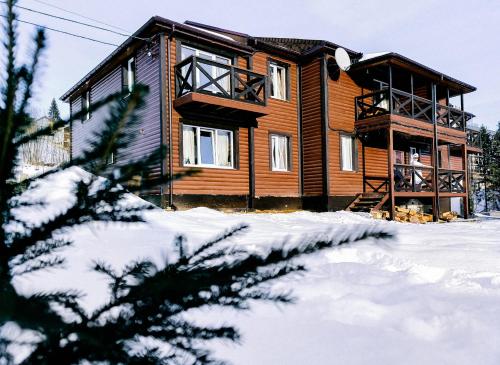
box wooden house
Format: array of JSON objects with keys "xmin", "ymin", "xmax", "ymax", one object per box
[{"xmin": 61, "ymin": 17, "xmax": 481, "ymax": 220}]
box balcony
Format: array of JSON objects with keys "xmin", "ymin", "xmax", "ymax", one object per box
[
  {"xmin": 365, "ymin": 166, "xmax": 465, "ymax": 195},
  {"xmin": 438, "ymin": 169, "xmax": 465, "ymax": 193},
  {"xmin": 174, "ymin": 56, "xmax": 268, "ymax": 119},
  {"xmin": 355, "ymin": 88, "xmax": 474, "ymax": 132},
  {"xmin": 394, "ymin": 164, "xmax": 434, "ymax": 193},
  {"xmin": 466, "ymin": 128, "xmax": 482, "ymax": 153}
]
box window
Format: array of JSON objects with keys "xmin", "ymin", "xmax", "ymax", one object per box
[
  {"xmin": 269, "ymin": 62, "xmax": 287, "ymax": 100},
  {"xmin": 271, "ymin": 134, "xmax": 290, "ymax": 171},
  {"xmin": 82, "ymin": 90, "xmax": 90, "ymax": 121},
  {"xmin": 180, "ymin": 45, "xmax": 231, "ymax": 94},
  {"xmin": 122, "ymin": 57, "xmax": 136, "ymax": 93},
  {"xmin": 183, "ymin": 125, "xmax": 233, "ymax": 168},
  {"xmin": 341, "ymin": 134, "xmax": 356, "ymax": 171}
]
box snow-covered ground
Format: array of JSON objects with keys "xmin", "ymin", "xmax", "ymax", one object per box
[{"xmin": 11, "ymin": 169, "xmax": 500, "ymax": 364}]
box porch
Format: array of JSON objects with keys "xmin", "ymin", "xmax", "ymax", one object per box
[{"xmin": 360, "ymin": 129, "xmax": 468, "ymax": 220}]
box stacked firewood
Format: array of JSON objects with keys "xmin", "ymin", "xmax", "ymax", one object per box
[
  {"xmin": 370, "ymin": 207, "xmax": 432, "ymax": 223},
  {"xmin": 371, "ymin": 207, "xmax": 458, "ymax": 223},
  {"xmin": 439, "ymin": 211, "xmax": 459, "ymax": 222},
  {"xmin": 393, "ymin": 207, "xmax": 433, "ymax": 223}
]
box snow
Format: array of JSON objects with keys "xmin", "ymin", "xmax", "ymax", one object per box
[
  {"xmin": 10, "ymin": 168, "xmax": 500, "ymax": 364},
  {"xmin": 183, "ymin": 23, "xmax": 237, "ymax": 42},
  {"xmin": 358, "ymin": 51, "xmax": 390, "ymax": 62}
]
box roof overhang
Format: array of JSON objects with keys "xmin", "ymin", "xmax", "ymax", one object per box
[
  {"xmin": 349, "ymin": 52, "xmax": 476, "ymax": 94},
  {"xmin": 60, "ymin": 16, "xmax": 254, "ymax": 102}
]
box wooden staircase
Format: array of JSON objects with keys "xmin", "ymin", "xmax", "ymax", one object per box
[{"xmin": 346, "ymin": 192, "xmax": 389, "ymax": 213}]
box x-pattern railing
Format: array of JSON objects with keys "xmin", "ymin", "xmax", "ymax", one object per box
[
  {"xmin": 355, "ymin": 88, "xmax": 471, "ymax": 131},
  {"xmin": 354, "ymin": 90, "xmax": 390, "ymax": 120},
  {"xmin": 467, "ymin": 129, "xmax": 482, "ymax": 148},
  {"xmin": 175, "ymin": 56, "xmax": 266, "ymax": 106},
  {"xmin": 438, "ymin": 169, "xmax": 465, "ymax": 193},
  {"xmin": 364, "ymin": 176, "xmax": 389, "ymax": 193},
  {"xmin": 394, "ymin": 164, "xmax": 434, "ymax": 192}
]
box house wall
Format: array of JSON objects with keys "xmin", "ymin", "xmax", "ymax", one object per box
[
  {"xmin": 167, "ymin": 37, "xmax": 301, "ymax": 206},
  {"xmin": 251, "ymin": 51, "xmax": 300, "ymax": 198},
  {"xmin": 326, "ymin": 60, "xmax": 363, "ymax": 197},
  {"xmin": 70, "ymin": 40, "xmax": 162, "ymax": 188},
  {"xmin": 301, "ymin": 58, "xmax": 324, "ymax": 197},
  {"xmin": 168, "ymin": 38, "xmax": 250, "ymax": 198}
]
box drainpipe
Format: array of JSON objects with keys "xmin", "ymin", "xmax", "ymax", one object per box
[{"xmin": 167, "ymin": 26, "xmax": 174, "ymax": 208}]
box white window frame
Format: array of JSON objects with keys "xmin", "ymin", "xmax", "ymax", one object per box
[
  {"xmin": 83, "ymin": 90, "xmax": 90, "ymax": 121},
  {"xmin": 180, "ymin": 45, "xmax": 231, "ymax": 94},
  {"xmin": 271, "ymin": 134, "xmax": 290, "ymax": 172},
  {"xmin": 183, "ymin": 124, "xmax": 234, "ymax": 169},
  {"xmin": 340, "ymin": 134, "xmax": 356, "ymax": 172},
  {"xmin": 269, "ymin": 62, "xmax": 287, "ymax": 101},
  {"xmin": 127, "ymin": 57, "xmax": 135, "ymax": 93}
]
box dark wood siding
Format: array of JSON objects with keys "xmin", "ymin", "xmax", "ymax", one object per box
[
  {"xmin": 70, "ymin": 41, "xmax": 162, "ymax": 187},
  {"xmin": 126, "ymin": 41, "xmax": 162, "ymax": 182},
  {"xmin": 71, "ymin": 68, "xmax": 121, "ymax": 158},
  {"xmin": 301, "ymin": 59, "xmax": 323, "ymax": 196}
]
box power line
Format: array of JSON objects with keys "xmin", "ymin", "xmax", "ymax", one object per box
[
  {"xmin": 1, "ymin": 1, "xmax": 149, "ymax": 41},
  {"xmin": 26, "ymin": 0, "xmax": 130, "ymax": 33},
  {"xmin": 0, "ymin": 14, "xmax": 119, "ymax": 46}
]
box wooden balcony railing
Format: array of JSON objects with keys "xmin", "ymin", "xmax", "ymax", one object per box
[
  {"xmin": 355, "ymin": 88, "xmax": 473, "ymax": 131},
  {"xmin": 394, "ymin": 164, "xmax": 434, "ymax": 192},
  {"xmin": 467, "ymin": 129, "xmax": 482, "ymax": 148},
  {"xmin": 363, "ymin": 176, "xmax": 389, "ymax": 193},
  {"xmin": 438, "ymin": 169, "xmax": 465, "ymax": 193},
  {"xmin": 175, "ymin": 56, "xmax": 267, "ymax": 106}
]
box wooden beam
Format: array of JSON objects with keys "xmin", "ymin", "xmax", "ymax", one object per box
[
  {"xmin": 387, "ymin": 127, "xmax": 395, "ymax": 219},
  {"xmin": 462, "ymin": 143, "xmax": 469, "ymax": 218},
  {"xmin": 431, "ymin": 83, "xmax": 440, "ymax": 222}
]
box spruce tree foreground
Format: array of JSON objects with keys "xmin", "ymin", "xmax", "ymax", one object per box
[{"xmin": 0, "ymin": 1, "xmax": 391, "ymax": 364}]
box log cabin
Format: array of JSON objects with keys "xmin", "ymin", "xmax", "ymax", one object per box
[{"xmin": 61, "ymin": 16, "xmax": 481, "ymax": 220}]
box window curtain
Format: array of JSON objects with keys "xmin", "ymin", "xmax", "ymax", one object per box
[
  {"xmin": 183, "ymin": 127, "xmax": 196, "ymax": 165},
  {"xmin": 272, "ymin": 136, "xmax": 288, "ymax": 170},
  {"xmin": 276, "ymin": 67, "xmax": 285, "ymax": 100},
  {"xmin": 341, "ymin": 135, "xmax": 354, "ymax": 171},
  {"xmin": 216, "ymin": 131, "xmax": 231, "ymax": 167}
]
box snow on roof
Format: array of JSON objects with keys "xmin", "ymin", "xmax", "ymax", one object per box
[
  {"xmin": 358, "ymin": 51, "xmax": 390, "ymax": 62},
  {"xmin": 182, "ymin": 23, "xmax": 236, "ymax": 42}
]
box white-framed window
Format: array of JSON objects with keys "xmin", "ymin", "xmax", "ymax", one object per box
[
  {"xmin": 271, "ymin": 134, "xmax": 290, "ymax": 171},
  {"xmin": 341, "ymin": 134, "xmax": 356, "ymax": 171},
  {"xmin": 82, "ymin": 90, "xmax": 91, "ymax": 121},
  {"xmin": 182, "ymin": 124, "xmax": 233, "ymax": 168},
  {"xmin": 269, "ymin": 62, "xmax": 287, "ymax": 100},
  {"xmin": 180, "ymin": 45, "xmax": 231, "ymax": 94}
]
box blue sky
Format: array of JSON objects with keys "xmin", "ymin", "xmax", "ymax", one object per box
[{"xmin": 7, "ymin": 0, "xmax": 500, "ymax": 129}]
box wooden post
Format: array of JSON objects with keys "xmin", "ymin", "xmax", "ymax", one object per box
[
  {"xmin": 410, "ymin": 73, "xmax": 414, "ymax": 118},
  {"xmin": 388, "ymin": 65, "xmax": 393, "ymax": 113},
  {"xmin": 387, "ymin": 127, "xmax": 395, "ymax": 220},
  {"xmin": 431, "ymin": 83, "xmax": 440, "ymax": 221},
  {"xmin": 462, "ymin": 143, "xmax": 469, "ymax": 218},
  {"xmin": 362, "ymin": 140, "xmax": 366, "ymax": 193}
]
